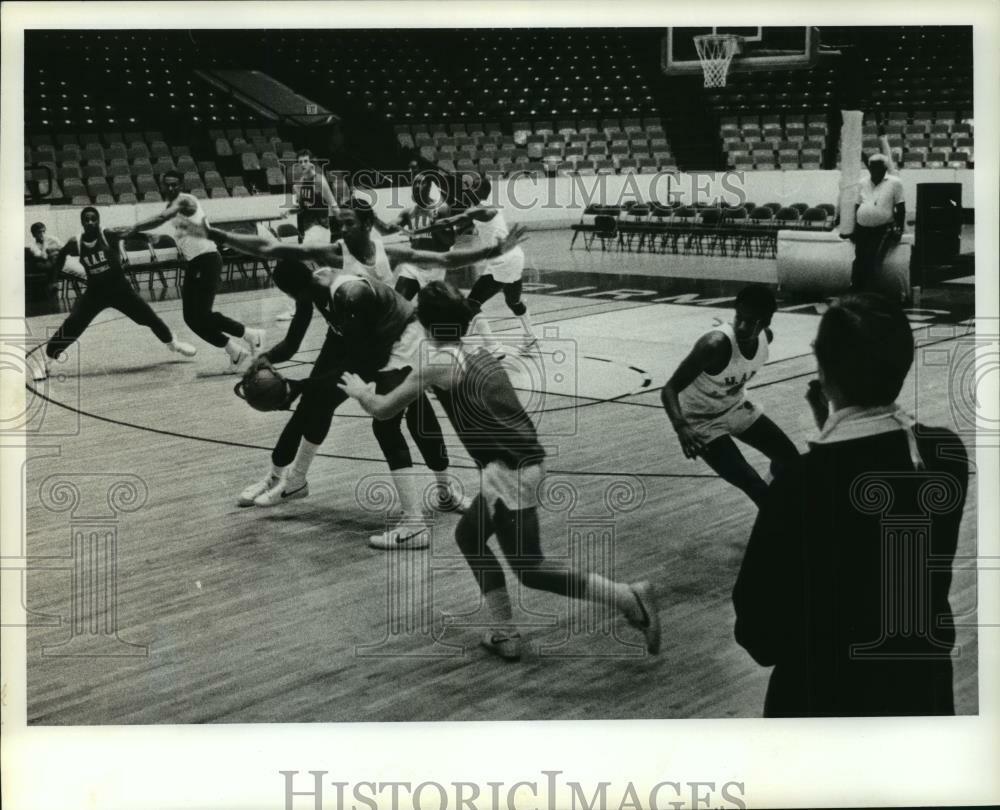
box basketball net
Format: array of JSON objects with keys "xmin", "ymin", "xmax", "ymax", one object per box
[{"xmin": 694, "ymin": 34, "xmax": 741, "ymax": 88}]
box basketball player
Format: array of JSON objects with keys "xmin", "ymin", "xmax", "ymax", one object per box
[
  {"xmin": 190, "ymin": 201, "xmax": 528, "ymax": 547},
  {"xmin": 338, "ymin": 280, "xmax": 660, "ymax": 660},
  {"xmin": 393, "ymin": 173, "xmax": 454, "ymax": 301},
  {"xmin": 31, "ymin": 206, "xmax": 196, "ymax": 381},
  {"xmin": 127, "ymin": 170, "xmax": 264, "ymax": 371},
  {"xmin": 434, "ymin": 176, "xmax": 538, "ymax": 353},
  {"xmin": 660, "ymin": 285, "xmax": 799, "ymax": 507}
]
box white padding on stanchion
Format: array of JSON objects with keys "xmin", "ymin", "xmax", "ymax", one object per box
[
  {"xmin": 837, "ymin": 110, "xmax": 865, "ymax": 237},
  {"xmin": 776, "ymin": 229, "xmax": 913, "ymax": 302}
]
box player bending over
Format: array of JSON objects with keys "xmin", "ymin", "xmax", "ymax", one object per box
[
  {"xmin": 192, "ymin": 201, "xmax": 527, "ymax": 548},
  {"xmin": 339, "ymin": 280, "xmax": 660, "ymax": 660},
  {"xmin": 660, "ymin": 285, "xmax": 799, "ymax": 507},
  {"xmin": 32, "ymin": 206, "xmax": 196, "ymax": 382}
]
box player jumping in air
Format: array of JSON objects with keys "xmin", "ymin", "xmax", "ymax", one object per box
[
  {"xmin": 339, "ymin": 280, "xmax": 661, "ymax": 660},
  {"xmin": 660, "ymin": 285, "xmax": 799, "ymax": 507},
  {"xmin": 31, "ymin": 206, "xmax": 196, "ymax": 382}
]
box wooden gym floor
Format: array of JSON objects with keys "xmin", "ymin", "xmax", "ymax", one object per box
[{"xmin": 21, "ymin": 229, "xmax": 978, "ymax": 723}]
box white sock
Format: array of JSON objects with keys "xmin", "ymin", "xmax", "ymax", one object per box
[
  {"xmin": 390, "ymin": 467, "xmax": 424, "ymax": 517},
  {"xmin": 484, "ymin": 587, "xmax": 516, "ymax": 632},
  {"xmin": 584, "ymin": 573, "xmax": 636, "ymax": 618},
  {"xmin": 517, "ymin": 313, "xmax": 536, "ymax": 339},
  {"xmin": 434, "ymin": 470, "xmax": 455, "ymax": 499},
  {"xmin": 224, "ymin": 339, "xmax": 244, "ymax": 361},
  {"xmin": 269, "ymin": 463, "xmax": 286, "ymax": 482},
  {"xmin": 470, "ymin": 314, "xmax": 500, "ymax": 347},
  {"xmin": 289, "ymin": 439, "xmax": 319, "ymax": 481}
]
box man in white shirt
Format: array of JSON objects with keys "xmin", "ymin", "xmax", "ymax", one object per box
[{"xmin": 850, "ymin": 154, "xmax": 905, "ymax": 290}]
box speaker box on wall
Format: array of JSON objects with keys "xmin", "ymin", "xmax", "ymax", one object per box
[{"xmin": 914, "ymin": 183, "xmax": 962, "ymax": 268}]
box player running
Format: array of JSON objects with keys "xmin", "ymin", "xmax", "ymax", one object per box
[
  {"xmin": 127, "ymin": 170, "xmax": 264, "ymax": 372},
  {"xmin": 433, "ymin": 175, "xmax": 538, "ymax": 354},
  {"xmin": 339, "ymin": 280, "xmax": 661, "ymax": 660},
  {"xmin": 31, "ymin": 206, "xmax": 196, "ymax": 382}
]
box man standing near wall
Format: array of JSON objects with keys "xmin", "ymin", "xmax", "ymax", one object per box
[{"xmin": 850, "ymin": 154, "xmax": 905, "ymax": 291}]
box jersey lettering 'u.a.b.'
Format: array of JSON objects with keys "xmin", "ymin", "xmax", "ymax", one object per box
[
  {"xmin": 680, "ymin": 322, "xmax": 769, "ymax": 417},
  {"xmin": 77, "ymin": 232, "xmax": 126, "ymax": 282}
]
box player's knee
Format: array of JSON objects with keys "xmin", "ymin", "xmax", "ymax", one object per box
[
  {"xmin": 466, "ymin": 298, "xmax": 483, "ymax": 315},
  {"xmin": 454, "ymin": 510, "xmax": 481, "ymax": 555},
  {"xmin": 371, "ymin": 420, "xmax": 412, "ymax": 470},
  {"xmin": 507, "ymin": 299, "xmax": 527, "ymax": 317}
]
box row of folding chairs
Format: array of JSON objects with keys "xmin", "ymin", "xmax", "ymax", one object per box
[{"xmin": 570, "ymin": 203, "xmax": 836, "ymax": 259}]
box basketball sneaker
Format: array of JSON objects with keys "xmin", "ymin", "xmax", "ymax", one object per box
[
  {"xmin": 368, "ymin": 515, "xmax": 431, "ymax": 550},
  {"xmin": 237, "ymin": 473, "xmax": 281, "ymax": 507},
  {"xmin": 223, "ymin": 341, "xmax": 249, "ymax": 374},
  {"xmin": 243, "ymin": 327, "xmax": 266, "ymax": 357},
  {"xmin": 168, "ymin": 339, "xmax": 197, "ymax": 357},
  {"xmin": 626, "ymin": 581, "xmax": 662, "ymax": 655},
  {"xmin": 253, "ymin": 474, "xmax": 309, "ymax": 507},
  {"xmin": 481, "ymin": 629, "xmax": 522, "ymax": 661}
]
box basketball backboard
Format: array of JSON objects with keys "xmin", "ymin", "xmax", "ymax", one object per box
[{"xmin": 662, "ymin": 26, "xmax": 819, "ymax": 76}]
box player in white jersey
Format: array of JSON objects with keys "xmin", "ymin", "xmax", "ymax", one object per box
[
  {"xmin": 660, "ymin": 285, "xmax": 799, "ymax": 507},
  {"xmin": 435, "ymin": 175, "xmax": 538, "ymax": 354},
  {"xmin": 128, "ymin": 170, "xmax": 264, "ymax": 372},
  {"xmin": 187, "ymin": 199, "xmax": 528, "ymax": 546},
  {"xmin": 393, "ymin": 174, "xmax": 454, "ymax": 300}
]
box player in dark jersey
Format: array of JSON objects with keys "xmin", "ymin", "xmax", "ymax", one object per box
[
  {"xmin": 339, "ymin": 280, "xmax": 661, "ymax": 659},
  {"xmin": 31, "ymin": 206, "xmax": 196, "ymax": 382},
  {"xmin": 188, "ymin": 200, "xmax": 527, "ymax": 547}
]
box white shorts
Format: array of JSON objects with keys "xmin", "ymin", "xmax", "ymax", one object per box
[
  {"xmin": 481, "ymin": 460, "xmax": 544, "ymax": 513},
  {"xmin": 396, "ymin": 261, "xmax": 446, "ymax": 288},
  {"xmin": 381, "ymin": 319, "xmax": 427, "ymax": 372},
  {"xmin": 687, "ymin": 400, "xmax": 763, "ymax": 445},
  {"xmin": 479, "ymin": 247, "xmax": 525, "ymax": 284}
]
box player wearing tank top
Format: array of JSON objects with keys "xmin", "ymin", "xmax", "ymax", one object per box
[
  {"xmin": 433, "ymin": 175, "xmax": 537, "ymax": 354},
  {"xmin": 32, "ymin": 206, "xmax": 196, "ymax": 382},
  {"xmin": 393, "ymin": 177, "xmax": 454, "ymax": 300},
  {"xmin": 339, "ymin": 280, "xmax": 661, "ymax": 660},
  {"xmin": 193, "ymin": 199, "xmax": 527, "ymax": 537},
  {"xmin": 128, "ymin": 169, "xmax": 263, "ymax": 373},
  {"xmin": 661, "ymin": 285, "xmax": 799, "ymax": 507}
]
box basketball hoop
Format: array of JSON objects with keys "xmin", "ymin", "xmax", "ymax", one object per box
[{"xmin": 693, "ymin": 33, "xmax": 742, "ymax": 88}]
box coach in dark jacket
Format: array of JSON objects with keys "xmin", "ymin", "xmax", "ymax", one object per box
[{"xmin": 733, "ymin": 294, "xmax": 969, "ymax": 716}]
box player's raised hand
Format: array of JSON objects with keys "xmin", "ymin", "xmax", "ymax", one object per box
[{"xmin": 493, "ymin": 223, "xmax": 529, "ymax": 256}]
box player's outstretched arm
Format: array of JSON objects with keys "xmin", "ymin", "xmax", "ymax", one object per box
[
  {"xmin": 661, "ymin": 333, "xmax": 728, "ymax": 459},
  {"xmin": 129, "ymin": 193, "xmax": 194, "ymax": 233},
  {"xmin": 340, "ymin": 361, "xmax": 453, "ymax": 420},
  {"xmin": 199, "ymin": 223, "xmax": 344, "ymax": 267},
  {"xmin": 387, "ymin": 223, "xmax": 528, "ymax": 269}
]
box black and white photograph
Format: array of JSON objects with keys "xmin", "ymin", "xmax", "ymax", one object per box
[{"xmin": 2, "ymin": 2, "xmax": 998, "ymax": 808}]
